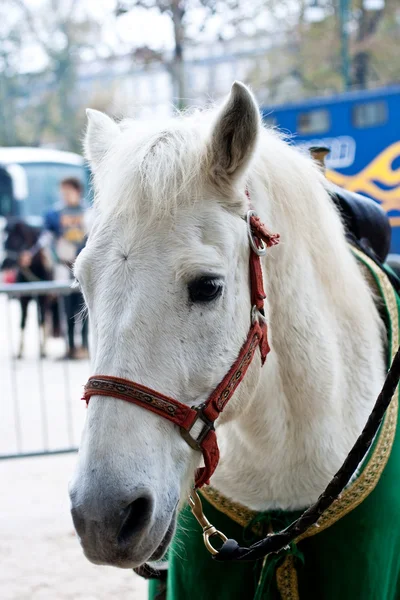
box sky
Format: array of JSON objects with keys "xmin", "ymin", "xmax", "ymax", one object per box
[
  {"xmin": 8, "ymin": 0, "xmax": 278, "ymax": 74},
  {"xmin": 88, "ymin": 0, "xmax": 175, "ymax": 51},
  {"xmin": 11, "ymin": 0, "xmax": 176, "ymax": 73}
]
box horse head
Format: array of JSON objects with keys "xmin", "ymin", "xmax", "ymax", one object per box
[{"xmin": 69, "ymin": 82, "xmax": 266, "ymax": 567}]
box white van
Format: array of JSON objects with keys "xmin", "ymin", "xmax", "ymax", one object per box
[
  {"xmin": 0, "ymin": 147, "xmax": 90, "ymax": 223},
  {"xmin": 0, "ymin": 147, "xmax": 91, "ymax": 266}
]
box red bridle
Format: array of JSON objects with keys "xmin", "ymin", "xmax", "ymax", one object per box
[{"xmin": 83, "ymin": 210, "xmax": 279, "ymax": 488}]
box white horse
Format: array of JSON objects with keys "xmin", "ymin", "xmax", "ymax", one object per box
[{"xmin": 69, "ymin": 83, "xmax": 386, "ymax": 574}]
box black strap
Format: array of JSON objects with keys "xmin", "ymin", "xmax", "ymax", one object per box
[
  {"xmin": 134, "ymin": 562, "xmax": 168, "ymax": 580},
  {"xmin": 330, "ymin": 184, "xmax": 391, "ymax": 264}
]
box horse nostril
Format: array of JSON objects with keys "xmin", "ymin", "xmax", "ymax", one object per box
[{"xmin": 118, "ymin": 495, "xmax": 153, "ymax": 545}]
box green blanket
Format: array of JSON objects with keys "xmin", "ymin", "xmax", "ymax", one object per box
[{"xmin": 149, "ymin": 249, "xmax": 400, "ymax": 600}]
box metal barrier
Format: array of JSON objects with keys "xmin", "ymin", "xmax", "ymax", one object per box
[{"xmin": 0, "ymin": 280, "xmax": 89, "ymax": 459}]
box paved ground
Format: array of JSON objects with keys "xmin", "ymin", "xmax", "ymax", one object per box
[
  {"xmin": 0, "ymin": 297, "xmax": 148, "ymax": 599},
  {"xmin": 0, "ymin": 454, "xmax": 148, "ymax": 600},
  {"xmin": 0, "ymin": 297, "xmax": 88, "ymax": 457}
]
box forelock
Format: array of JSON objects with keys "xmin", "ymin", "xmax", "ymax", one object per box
[{"xmin": 93, "ymin": 111, "xmax": 214, "ymax": 226}]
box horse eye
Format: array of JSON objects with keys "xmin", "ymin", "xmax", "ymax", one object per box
[{"xmin": 188, "ymin": 277, "xmax": 224, "ymax": 303}]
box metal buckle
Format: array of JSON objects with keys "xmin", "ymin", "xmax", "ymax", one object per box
[
  {"xmin": 180, "ymin": 404, "xmax": 215, "ymax": 451},
  {"xmin": 189, "ymin": 489, "xmax": 228, "ymax": 555},
  {"xmin": 246, "ymin": 210, "xmax": 267, "ymax": 257},
  {"xmin": 251, "ymin": 305, "xmax": 266, "ymax": 325}
]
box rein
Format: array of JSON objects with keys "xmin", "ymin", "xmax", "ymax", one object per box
[{"xmin": 82, "ymin": 209, "xmax": 400, "ymax": 567}]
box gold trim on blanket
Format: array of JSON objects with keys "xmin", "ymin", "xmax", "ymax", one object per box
[
  {"xmin": 276, "ymin": 556, "xmax": 300, "ymax": 600},
  {"xmin": 201, "ymin": 251, "xmax": 399, "ymax": 600}
]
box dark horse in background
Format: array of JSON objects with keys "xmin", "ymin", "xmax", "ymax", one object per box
[{"xmin": 1, "ymin": 220, "xmax": 57, "ymax": 358}]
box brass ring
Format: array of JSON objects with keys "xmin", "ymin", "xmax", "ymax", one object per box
[
  {"xmin": 203, "ymin": 529, "xmax": 228, "ymax": 556},
  {"xmin": 246, "ymin": 210, "xmax": 267, "ymax": 257}
]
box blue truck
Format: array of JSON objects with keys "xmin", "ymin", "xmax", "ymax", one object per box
[{"xmin": 262, "ymin": 85, "xmax": 400, "ymax": 253}]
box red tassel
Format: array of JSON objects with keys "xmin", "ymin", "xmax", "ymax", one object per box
[{"xmin": 259, "ymin": 321, "xmax": 270, "ymax": 365}]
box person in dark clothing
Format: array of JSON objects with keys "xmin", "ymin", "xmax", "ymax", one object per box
[
  {"xmin": 64, "ymin": 291, "xmax": 89, "ymax": 356},
  {"xmin": 44, "ymin": 177, "xmax": 89, "ymax": 359}
]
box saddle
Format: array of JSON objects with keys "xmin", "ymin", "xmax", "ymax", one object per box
[
  {"xmin": 309, "ymin": 147, "xmax": 391, "ymax": 265},
  {"xmin": 330, "ymin": 183, "xmax": 391, "ymax": 264}
]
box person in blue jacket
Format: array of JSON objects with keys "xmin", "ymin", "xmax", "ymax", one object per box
[{"xmin": 44, "ymin": 177, "xmax": 88, "ymax": 359}]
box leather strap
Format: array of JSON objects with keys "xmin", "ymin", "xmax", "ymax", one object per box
[{"xmin": 83, "ymin": 210, "xmax": 280, "ymax": 488}]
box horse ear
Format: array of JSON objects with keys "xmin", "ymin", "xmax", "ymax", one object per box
[
  {"xmin": 208, "ymin": 81, "xmax": 260, "ymax": 188},
  {"xmin": 84, "ymin": 109, "xmax": 120, "ymax": 168}
]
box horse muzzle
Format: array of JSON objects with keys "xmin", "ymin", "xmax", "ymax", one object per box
[{"xmin": 69, "ymin": 482, "xmax": 177, "ymax": 568}]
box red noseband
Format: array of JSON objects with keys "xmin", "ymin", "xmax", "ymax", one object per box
[{"xmin": 83, "ymin": 210, "xmax": 279, "ymax": 488}]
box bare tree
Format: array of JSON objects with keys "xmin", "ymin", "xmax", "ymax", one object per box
[
  {"xmin": 115, "ymin": 0, "xmax": 269, "ymax": 109},
  {"xmin": 1, "ymin": 0, "xmax": 399, "ymax": 150},
  {"xmin": 351, "ymin": 0, "xmax": 386, "ymax": 87},
  {"xmin": 116, "ymin": 1, "xmax": 185, "ymax": 108},
  {"xmin": 8, "ymin": 0, "xmax": 101, "ymax": 150},
  {"xmin": 252, "ymin": 0, "xmax": 399, "ymax": 100},
  {"xmin": 0, "ymin": 4, "xmax": 26, "ymax": 145}
]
